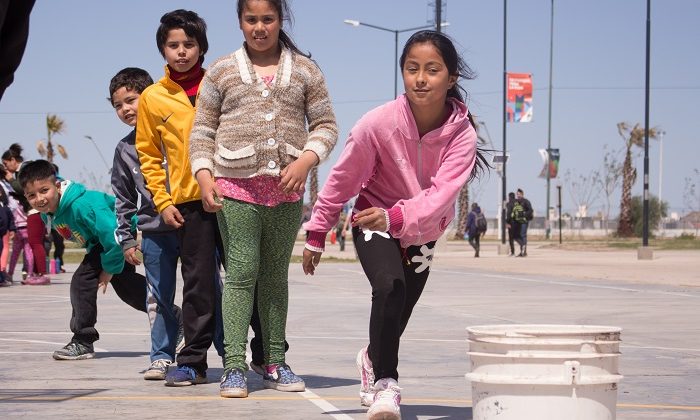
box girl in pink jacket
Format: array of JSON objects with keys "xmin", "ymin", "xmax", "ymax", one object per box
[{"xmin": 302, "ymin": 31, "xmax": 485, "ymax": 420}]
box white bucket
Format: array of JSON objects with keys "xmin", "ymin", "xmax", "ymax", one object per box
[{"xmin": 466, "ymin": 324, "xmax": 622, "ymax": 420}]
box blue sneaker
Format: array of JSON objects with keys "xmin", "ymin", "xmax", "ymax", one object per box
[
  {"xmin": 262, "ymin": 363, "xmax": 305, "ymax": 392},
  {"xmin": 220, "ymin": 368, "xmax": 248, "ymax": 398},
  {"xmin": 164, "ymin": 365, "xmax": 206, "ymax": 387}
]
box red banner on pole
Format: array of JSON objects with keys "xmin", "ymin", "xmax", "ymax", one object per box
[{"xmin": 506, "ymin": 72, "xmax": 533, "ymax": 123}]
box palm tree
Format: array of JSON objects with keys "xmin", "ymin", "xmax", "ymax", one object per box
[
  {"xmin": 37, "ymin": 113, "xmax": 68, "ymax": 163},
  {"xmin": 309, "ymin": 167, "xmax": 319, "ymax": 207},
  {"xmin": 616, "ymin": 122, "xmax": 659, "ymax": 237}
]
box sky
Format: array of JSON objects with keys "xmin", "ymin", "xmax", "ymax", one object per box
[{"xmin": 1, "ymin": 0, "xmax": 699, "ymax": 218}]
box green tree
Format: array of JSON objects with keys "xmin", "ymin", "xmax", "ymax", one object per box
[{"xmin": 630, "ymin": 195, "xmax": 667, "ymax": 238}]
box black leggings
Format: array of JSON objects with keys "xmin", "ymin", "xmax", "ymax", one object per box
[{"xmin": 352, "ymin": 226, "xmax": 435, "ymax": 382}]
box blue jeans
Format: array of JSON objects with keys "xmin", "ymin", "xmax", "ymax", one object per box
[
  {"xmin": 142, "ymin": 231, "xmax": 180, "ymax": 362},
  {"xmin": 142, "ymin": 231, "xmax": 225, "ymax": 362}
]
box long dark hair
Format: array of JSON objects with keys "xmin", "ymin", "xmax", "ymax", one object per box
[
  {"xmin": 399, "ymin": 30, "xmax": 489, "ymax": 180},
  {"xmin": 237, "ymin": 0, "xmax": 310, "ymax": 58},
  {"xmin": 2, "ymin": 143, "xmax": 24, "ymax": 162}
]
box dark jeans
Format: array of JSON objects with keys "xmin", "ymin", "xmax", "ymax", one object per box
[
  {"xmin": 514, "ymin": 222, "xmax": 528, "ymax": 247},
  {"xmin": 174, "ymin": 201, "xmax": 219, "ymax": 374},
  {"xmin": 71, "ymin": 245, "xmax": 147, "ymax": 345},
  {"xmin": 468, "ymin": 232, "xmax": 480, "ymax": 254},
  {"xmin": 352, "ymin": 226, "xmax": 434, "ymax": 382},
  {"xmin": 507, "ymin": 225, "xmax": 516, "ymax": 254}
]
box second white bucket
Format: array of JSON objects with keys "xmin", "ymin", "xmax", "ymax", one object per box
[{"xmin": 466, "ymin": 324, "xmax": 623, "ymax": 420}]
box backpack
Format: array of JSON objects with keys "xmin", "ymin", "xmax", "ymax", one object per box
[
  {"xmin": 512, "ymin": 201, "xmax": 527, "ymax": 223},
  {"xmin": 475, "ymin": 212, "xmax": 487, "ymax": 234}
]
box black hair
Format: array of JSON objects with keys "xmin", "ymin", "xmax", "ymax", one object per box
[
  {"xmin": 156, "ymin": 9, "xmax": 209, "ymax": 60},
  {"xmin": 0, "ymin": 186, "xmax": 7, "ymax": 206},
  {"xmin": 508, "ymin": 192, "xmax": 516, "ymax": 199},
  {"xmin": 237, "ymin": 0, "xmax": 310, "ymax": 58},
  {"xmin": 517, "ymin": 188, "xmax": 524, "ymax": 194},
  {"xmin": 108, "ymin": 67, "xmax": 154, "ymax": 104},
  {"xmin": 17, "ymin": 160, "xmax": 57, "ymax": 189},
  {"xmin": 400, "ymin": 30, "xmax": 489, "ymax": 181},
  {"xmin": 2, "ymin": 143, "xmax": 24, "ymax": 162}
]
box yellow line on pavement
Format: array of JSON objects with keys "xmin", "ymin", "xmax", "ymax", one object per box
[{"xmin": 4, "ymin": 395, "xmax": 700, "ymax": 411}]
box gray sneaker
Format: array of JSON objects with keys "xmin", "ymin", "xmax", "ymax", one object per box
[
  {"xmin": 52, "ymin": 341, "xmax": 95, "ymax": 360},
  {"xmin": 144, "ymin": 359, "xmax": 172, "ymax": 380}
]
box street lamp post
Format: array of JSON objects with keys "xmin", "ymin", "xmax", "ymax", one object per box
[
  {"xmin": 344, "ymin": 20, "xmax": 449, "ymax": 99},
  {"xmin": 84, "ymin": 135, "xmax": 111, "ymax": 173}
]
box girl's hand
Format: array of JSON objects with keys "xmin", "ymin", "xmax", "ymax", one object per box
[
  {"xmin": 279, "ymin": 151, "xmax": 319, "ymax": 194},
  {"xmin": 352, "ymin": 207, "xmax": 388, "ymax": 232},
  {"xmin": 98, "ymin": 271, "xmax": 113, "ymax": 294},
  {"xmin": 195, "ymin": 169, "xmax": 223, "ymax": 213},
  {"xmin": 302, "ymin": 248, "xmax": 322, "ymax": 275}
]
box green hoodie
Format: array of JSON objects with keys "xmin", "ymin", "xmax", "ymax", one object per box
[{"xmin": 41, "ymin": 180, "xmax": 124, "ymax": 275}]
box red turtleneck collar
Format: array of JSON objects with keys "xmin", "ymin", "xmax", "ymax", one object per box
[{"xmin": 168, "ymin": 59, "xmax": 204, "ymax": 97}]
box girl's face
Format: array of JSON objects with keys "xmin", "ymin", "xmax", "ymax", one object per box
[
  {"xmin": 239, "ymin": 0, "xmax": 281, "ymax": 56},
  {"xmin": 163, "ymin": 28, "xmax": 201, "ymax": 73},
  {"xmin": 402, "ymin": 42, "xmax": 456, "ymax": 109},
  {"xmin": 2, "ymin": 158, "xmax": 19, "ymax": 173}
]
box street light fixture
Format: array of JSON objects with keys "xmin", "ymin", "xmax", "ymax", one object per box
[
  {"xmin": 84, "ymin": 135, "xmax": 111, "ymax": 173},
  {"xmin": 344, "ymin": 19, "xmax": 450, "ymax": 99}
]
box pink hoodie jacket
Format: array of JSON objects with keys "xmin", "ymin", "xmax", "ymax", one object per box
[{"xmin": 304, "ymin": 94, "xmax": 477, "ymax": 249}]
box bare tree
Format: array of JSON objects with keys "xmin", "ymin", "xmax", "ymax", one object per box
[
  {"xmin": 564, "ymin": 169, "xmax": 600, "ymax": 235},
  {"xmin": 683, "ymin": 168, "xmax": 700, "ymax": 234},
  {"xmin": 616, "ymin": 122, "xmax": 659, "ymax": 237},
  {"xmin": 596, "ymin": 145, "xmax": 624, "ymax": 234}
]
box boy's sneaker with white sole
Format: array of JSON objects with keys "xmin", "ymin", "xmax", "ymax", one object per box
[
  {"xmin": 52, "ymin": 341, "xmax": 95, "ymax": 360},
  {"xmin": 220, "ymin": 368, "xmax": 248, "ymax": 398},
  {"xmin": 356, "ymin": 346, "xmax": 375, "ymax": 406},
  {"xmin": 144, "ymin": 359, "xmax": 172, "ymax": 380},
  {"xmin": 367, "ymin": 378, "xmax": 402, "ymax": 420}
]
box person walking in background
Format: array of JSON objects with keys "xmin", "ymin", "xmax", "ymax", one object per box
[
  {"xmin": 18, "ymin": 160, "xmax": 148, "ymax": 360},
  {"xmin": 466, "ymin": 202, "xmax": 486, "ymax": 258},
  {"xmin": 513, "ymin": 188, "xmax": 533, "ymax": 257},
  {"xmin": 190, "ymin": 0, "xmax": 338, "ymax": 398},
  {"xmin": 2, "ymin": 143, "xmax": 48, "ymax": 284},
  {"xmin": 505, "ymin": 191, "xmax": 517, "ymax": 256},
  {"xmin": 109, "ymin": 67, "xmax": 187, "ymax": 381},
  {"xmin": 303, "ymin": 30, "xmax": 484, "ymax": 420},
  {"xmin": 136, "ymin": 9, "xmax": 220, "ymax": 387}
]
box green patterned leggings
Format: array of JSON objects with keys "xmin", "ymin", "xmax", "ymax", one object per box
[{"xmin": 217, "ymin": 198, "xmax": 302, "ymax": 371}]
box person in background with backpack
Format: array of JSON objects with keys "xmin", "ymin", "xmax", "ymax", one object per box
[
  {"xmin": 466, "ymin": 202, "xmax": 486, "ymax": 258},
  {"xmin": 513, "ymin": 188, "xmax": 533, "ymax": 257},
  {"xmin": 504, "ymin": 192, "xmax": 517, "ymax": 256}
]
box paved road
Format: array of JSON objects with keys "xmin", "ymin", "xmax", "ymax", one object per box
[{"xmin": 1, "ymin": 242, "xmax": 698, "ymax": 419}]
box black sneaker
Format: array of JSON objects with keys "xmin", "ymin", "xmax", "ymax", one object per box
[{"xmin": 53, "ymin": 341, "xmax": 95, "ymax": 360}]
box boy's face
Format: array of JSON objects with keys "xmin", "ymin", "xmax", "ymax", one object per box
[
  {"xmin": 163, "ymin": 28, "xmax": 201, "ymax": 73},
  {"xmin": 24, "ymin": 178, "xmax": 61, "ymax": 213},
  {"xmin": 112, "ymin": 87, "xmax": 140, "ymax": 127}
]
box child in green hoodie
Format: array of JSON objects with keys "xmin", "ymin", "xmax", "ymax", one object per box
[{"xmin": 19, "ymin": 159, "xmax": 149, "ymax": 360}]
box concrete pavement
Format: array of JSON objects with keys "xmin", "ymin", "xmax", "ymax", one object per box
[{"xmin": 0, "ymin": 240, "xmax": 698, "ymax": 419}]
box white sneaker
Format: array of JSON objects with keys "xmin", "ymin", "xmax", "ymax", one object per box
[
  {"xmin": 367, "ymin": 378, "xmax": 401, "ymax": 420},
  {"xmin": 144, "ymin": 359, "xmax": 172, "ymax": 380},
  {"xmin": 356, "ymin": 346, "xmax": 375, "ymax": 406}
]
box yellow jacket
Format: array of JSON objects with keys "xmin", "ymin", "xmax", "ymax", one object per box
[{"xmin": 136, "ymin": 66, "xmax": 201, "ymax": 212}]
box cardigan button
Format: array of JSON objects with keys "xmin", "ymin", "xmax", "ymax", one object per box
[
  {"xmin": 265, "ymin": 113, "xmax": 274, "ymax": 121},
  {"xmin": 267, "ymin": 161, "xmax": 277, "ymax": 169},
  {"xmin": 262, "ymin": 89, "xmax": 270, "ymax": 98},
  {"xmin": 267, "ymin": 138, "xmax": 276, "ymax": 146}
]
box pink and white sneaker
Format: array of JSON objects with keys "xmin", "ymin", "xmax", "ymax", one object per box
[
  {"xmin": 356, "ymin": 346, "xmax": 375, "ymax": 406},
  {"xmin": 367, "ymin": 377, "xmax": 401, "ymax": 420}
]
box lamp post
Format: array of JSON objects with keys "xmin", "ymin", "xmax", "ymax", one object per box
[
  {"xmin": 84, "ymin": 135, "xmax": 111, "ymax": 173},
  {"xmin": 344, "ymin": 19, "xmax": 449, "ymax": 99}
]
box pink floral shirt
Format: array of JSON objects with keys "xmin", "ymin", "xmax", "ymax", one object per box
[{"xmin": 217, "ymin": 176, "xmax": 301, "ymax": 207}]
